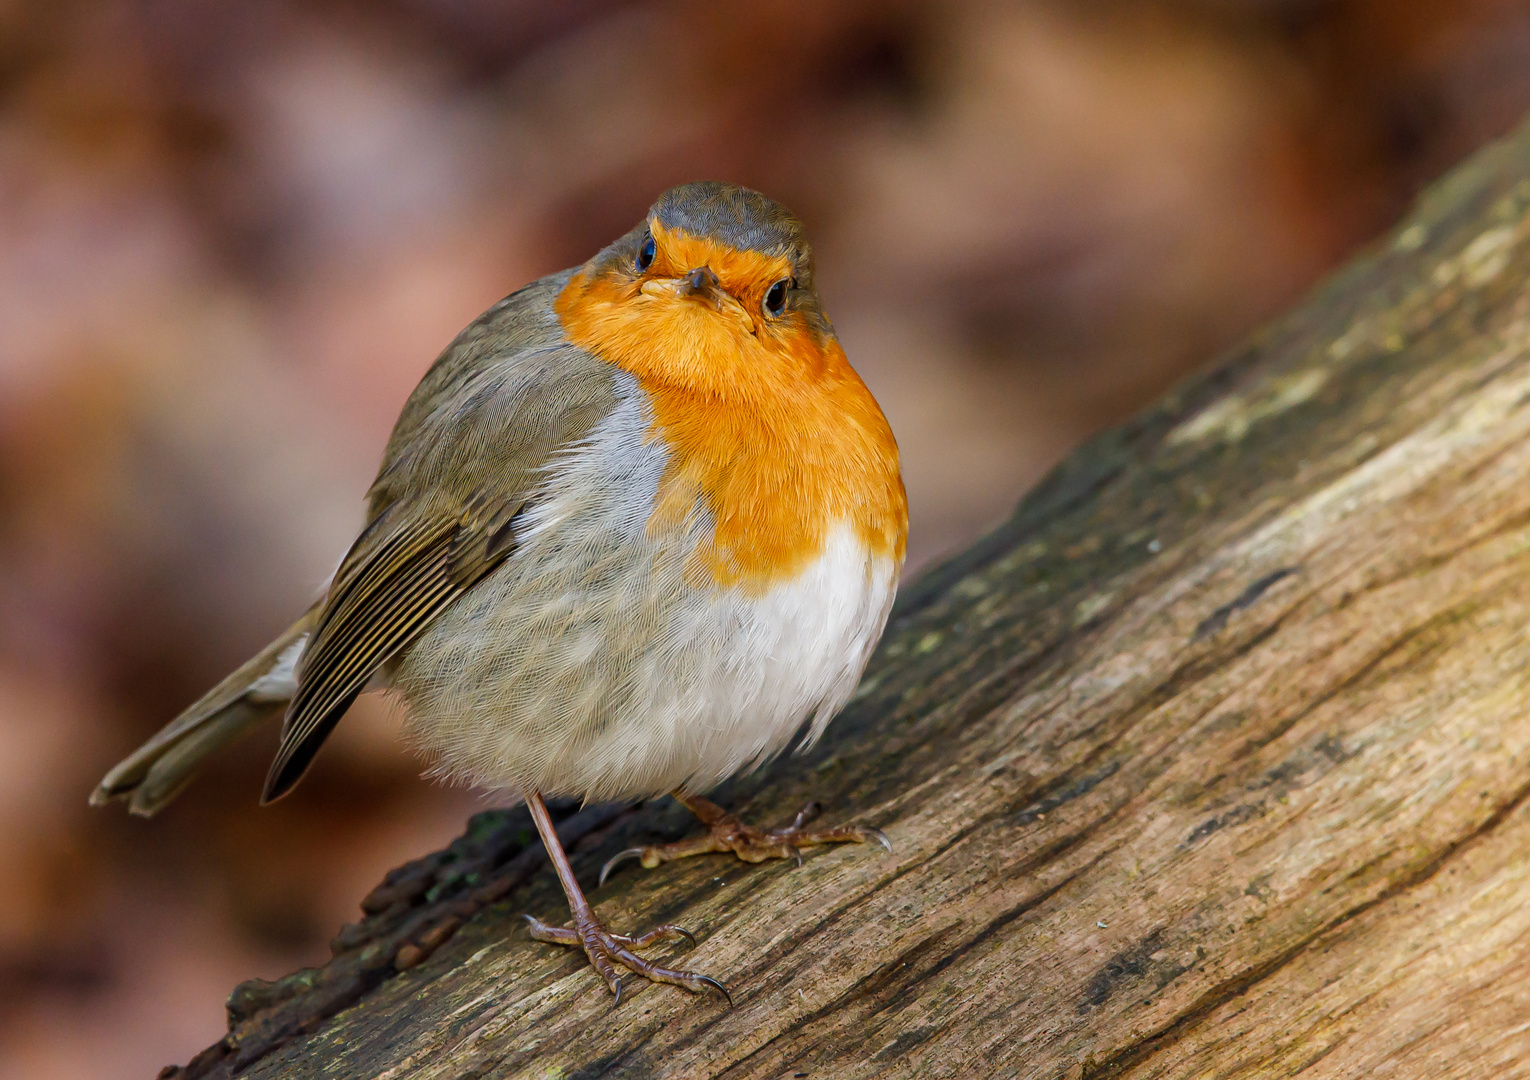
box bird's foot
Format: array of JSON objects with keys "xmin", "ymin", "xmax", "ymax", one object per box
[
  {"xmin": 600, "ymin": 796, "xmax": 891, "ymax": 885},
  {"xmin": 522, "ymin": 913, "xmax": 730, "ymax": 1006}
]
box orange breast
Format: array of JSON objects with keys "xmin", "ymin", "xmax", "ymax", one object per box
[{"xmin": 554, "ymin": 243, "xmax": 907, "ymax": 593}]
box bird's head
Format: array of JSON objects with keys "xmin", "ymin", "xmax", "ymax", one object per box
[{"xmin": 555, "ymin": 182, "xmax": 838, "ymax": 401}]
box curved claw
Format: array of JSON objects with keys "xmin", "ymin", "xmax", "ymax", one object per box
[
  {"xmin": 522, "ymin": 912, "xmax": 576, "ymax": 944},
  {"xmin": 788, "ymin": 801, "xmax": 823, "ymax": 831},
  {"xmin": 865, "ymin": 827, "xmax": 893, "ymax": 853},
  {"xmin": 786, "ymin": 843, "xmax": 804, "ymax": 868},
  {"xmin": 599, "ymin": 847, "xmax": 647, "ymax": 887},
  {"xmin": 698, "ymin": 975, "xmax": 734, "ymax": 1007},
  {"xmin": 617, "ymin": 922, "xmax": 696, "ymax": 949},
  {"xmin": 612, "ymin": 977, "xmax": 624, "ymax": 1008}
]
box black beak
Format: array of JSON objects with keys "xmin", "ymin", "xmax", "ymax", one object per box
[{"xmin": 681, "ymin": 266, "xmax": 723, "ymax": 300}]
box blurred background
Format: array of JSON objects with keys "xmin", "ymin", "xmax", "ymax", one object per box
[{"xmin": 4, "ymin": 0, "xmax": 1530, "ymax": 1075}]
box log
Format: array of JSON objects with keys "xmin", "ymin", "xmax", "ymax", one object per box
[{"xmin": 169, "ymin": 115, "xmax": 1530, "ymax": 1080}]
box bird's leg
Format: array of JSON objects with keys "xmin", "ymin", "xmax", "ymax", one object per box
[
  {"xmin": 600, "ymin": 791, "xmax": 891, "ymax": 885},
  {"xmin": 521, "ymin": 791, "xmax": 730, "ymax": 1006}
]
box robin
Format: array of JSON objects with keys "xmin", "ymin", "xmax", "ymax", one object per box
[{"xmin": 91, "ymin": 181, "xmax": 908, "ymax": 1003}]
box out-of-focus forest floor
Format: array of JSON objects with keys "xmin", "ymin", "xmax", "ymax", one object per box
[{"xmin": 3, "ymin": 2, "xmax": 1530, "ymax": 1077}]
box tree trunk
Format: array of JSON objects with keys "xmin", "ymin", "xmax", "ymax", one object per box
[{"xmin": 170, "ymin": 116, "xmax": 1530, "ymax": 1080}]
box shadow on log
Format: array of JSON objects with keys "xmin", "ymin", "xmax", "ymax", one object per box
[{"xmin": 168, "ymin": 114, "xmax": 1530, "ymax": 1080}]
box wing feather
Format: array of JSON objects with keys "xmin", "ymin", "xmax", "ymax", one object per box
[
  {"xmin": 262, "ymin": 508, "xmax": 500, "ymax": 802},
  {"xmin": 257, "ymin": 281, "xmax": 621, "ymax": 802}
]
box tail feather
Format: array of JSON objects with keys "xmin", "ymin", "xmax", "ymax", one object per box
[{"xmin": 91, "ymin": 604, "xmax": 318, "ymax": 817}]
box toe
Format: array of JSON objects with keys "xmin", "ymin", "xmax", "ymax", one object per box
[
  {"xmin": 780, "ymin": 801, "xmax": 823, "ymax": 831},
  {"xmin": 523, "ymin": 913, "xmax": 580, "ymax": 945},
  {"xmin": 583, "ymin": 936, "xmax": 625, "ymax": 996},
  {"xmin": 619, "ymin": 951, "xmax": 734, "ymax": 1004},
  {"xmin": 611, "ymin": 922, "xmax": 696, "ymax": 949}
]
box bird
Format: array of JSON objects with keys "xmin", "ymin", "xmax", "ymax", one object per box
[{"xmin": 90, "ymin": 181, "xmax": 908, "ymax": 1003}]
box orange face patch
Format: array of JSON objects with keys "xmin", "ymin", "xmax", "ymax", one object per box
[{"xmin": 555, "ymin": 220, "xmax": 907, "ymax": 591}]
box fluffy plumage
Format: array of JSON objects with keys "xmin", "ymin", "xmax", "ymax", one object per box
[
  {"xmin": 391, "ymin": 369, "xmax": 899, "ymax": 800},
  {"xmin": 91, "ymin": 180, "xmax": 909, "ymax": 1004},
  {"xmin": 92, "ymin": 178, "xmax": 907, "ymax": 820}
]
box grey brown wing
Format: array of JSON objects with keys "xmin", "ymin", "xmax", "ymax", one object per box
[
  {"xmin": 261, "ymin": 321, "xmax": 621, "ymax": 803},
  {"xmin": 261, "ymin": 496, "xmax": 524, "ymax": 801}
]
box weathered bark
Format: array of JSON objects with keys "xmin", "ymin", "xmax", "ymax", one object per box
[{"xmin": 172, "ymin": 116, "xmax": 1530, "ymax": 1080}]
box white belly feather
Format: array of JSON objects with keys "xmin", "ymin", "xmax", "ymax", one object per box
[
  {"xmin": 384, "ymin": 381, "xmax": 901, "ymax": 802},
  {"xmin": 589, "ymin": 522, "xmax": 897, "ymax": 798}
]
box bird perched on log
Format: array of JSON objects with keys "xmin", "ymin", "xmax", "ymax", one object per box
[{"xmin": 91, "ymin": 181, "xmax": 907, "ymax": 1002}]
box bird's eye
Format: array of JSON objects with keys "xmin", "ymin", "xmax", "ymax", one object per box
[
  {"xmin": 764, "ymin": 278, "xmax": 792, "ymax": 316},
  {"xmin": 636, "ymin": 234, "xmax": 656, "ymax": 272}
]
